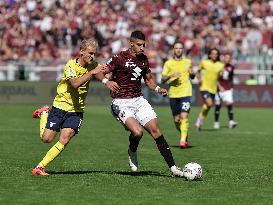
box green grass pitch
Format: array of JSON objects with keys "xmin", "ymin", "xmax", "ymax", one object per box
[{"xmin": 0, "ymin": 105, "xmax": 272, "ymax": 205}]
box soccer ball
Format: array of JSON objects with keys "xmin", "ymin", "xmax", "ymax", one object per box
[{"xmin": 183, "ymin": 162, "xmax": 202, "ymax": 180}]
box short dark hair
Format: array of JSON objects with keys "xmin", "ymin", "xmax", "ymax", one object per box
[
  {"xmin": 208, "ymin": 48, "xmax": 220, "ymax": 61},
  {"xmin": 130, "ymin": 30, "xmax": 145, "ymax": 41}
]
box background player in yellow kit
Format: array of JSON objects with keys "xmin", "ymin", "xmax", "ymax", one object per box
[
  {"xmin": 161, "ymin": 41, "xmax": 195, "ymax": 148},
  {"xmin": 31, "ymin": 38, "xmax": 106, "ymax": 176},
  {"xmin": 195, "ymin": 48, "xmax": 224, "ymax": 130}
]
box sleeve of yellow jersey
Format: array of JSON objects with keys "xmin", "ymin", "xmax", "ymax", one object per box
[{"xmin": 63, "ymin": 60, "xmax": 77, "ymax": 80}]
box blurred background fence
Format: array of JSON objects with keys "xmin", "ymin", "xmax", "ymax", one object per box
[
  {"xmin": 0, "ymin": 57, "xmax": 273, "ymax": 84},
  {"xmin": 1, "ymin": 81, "xmax": 272, "ymax": 107}
]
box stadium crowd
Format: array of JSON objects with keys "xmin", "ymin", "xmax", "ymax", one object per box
[{"xmin": 0, "ymin": 0, "xmax": 272, "ymax": 70}]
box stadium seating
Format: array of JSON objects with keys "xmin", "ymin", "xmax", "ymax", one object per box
[{"xmin": 0, "ymin": 0, "xmax": 272, "ymax": 83}]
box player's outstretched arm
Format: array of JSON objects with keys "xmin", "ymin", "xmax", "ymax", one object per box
[
  {"xmin": 145, "ymin": 72, "xmax": 168, "ymax": 96},
  {"xmin": 68, "ymin": 65, "xmax": 107, "ymax": 89}
]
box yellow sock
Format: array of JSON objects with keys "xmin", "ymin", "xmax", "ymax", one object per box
[
  {"xmin": 38, "ymin": 141, "xmax": 65, "ymax": 168},
  {"xmin": 40, "ymin": 112, "xmax": 48, "ymax": 138},
  {"xmin": 201, "ymin": 104, "xmax": 210, "ymax": 118},
  {"xmin": 180, "ymin": 119, "xmax": 189, "ymax": 142}
]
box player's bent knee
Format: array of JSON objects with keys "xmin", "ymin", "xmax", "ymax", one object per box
[
  {"xmin": 41, "ymin": 135, "xmax": 54, "ymax": 143},
  {"xmin": 41, "ymin": 129, "xmax": 57, "ymax": 143},
  {"xmin": 226, "ymin": 102, "xmax": 233, "ymax": 106},
  {"xmin": 205, "ymin": 98, "xmax": 214, "ymax": 107},
  {"xmin": 59, "ymin": 135, "xmax": 73, "ymax": 145},
  {"xmin": 181, "ymin": 113, "xmax": 188, "ymax": 119},
  {"xmin": 207, "ymin": 101, "xmax": 213, "ymax": 107},
  {"xmin": 150, "ymin": 128, "xmax": 161, "ymax": 138},
  {"xmin": 174, "ymin": 117, "xmax": 180, "ymax": 123},
  {"xmin": 174, "ymin": 119, "xmax": 180, "ymax": 124},
  {"xmin": 132, "ymin": 129, "xmax": 143, "ymax": 138},
  {"xmin": 59, "ymin": 128, "xmax": 75, "ymax": 145}
]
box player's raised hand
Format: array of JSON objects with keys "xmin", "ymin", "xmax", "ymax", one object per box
[
  {"xmin": 91, "ymin": 64, "xmax": 107, "ymax": 75},
  {"xmin": 106, "ymin": 81, "xmax": 120, "ymax": 92}
]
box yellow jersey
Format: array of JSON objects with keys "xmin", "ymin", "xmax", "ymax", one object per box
[
  {"xmin": 199, "ymin": 59, "xmax": 224, "ymax": 94},
  {"xmin": 162, "ymin": 58, "xmax": 192, "ymax": 98},
  {"xmin": 53, "ymin": 59, "xmax": 98, "ymax": 112}
]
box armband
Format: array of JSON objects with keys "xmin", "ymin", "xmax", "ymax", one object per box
[
  {"xmin": 102, "ymin": 78, "xmax": 109, "ymax": 85},
  {"xmin": 155, "ymin": 86, "xmax": 160, "ymax": 93}
]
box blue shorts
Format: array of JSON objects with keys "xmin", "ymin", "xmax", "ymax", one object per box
[
  {"xmin": 46, "ymin": 107, "xmax": 83, "ymax": 134},
  {"xmin": 200, "ymin": 91, "xmax": 215, "ymax": 101},
  {"xmin": 169, "ymin": 96, "xmax": 191, "ymax": 116}
]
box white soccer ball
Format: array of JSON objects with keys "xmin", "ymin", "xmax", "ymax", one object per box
[{"xmin": 183, "ymin": 162, "xmax": 202, "ymax": 180}]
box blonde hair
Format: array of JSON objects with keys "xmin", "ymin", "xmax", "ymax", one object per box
[{"xmin": 80, "ymin": 38, "xmax": 97, "ymax": 51}]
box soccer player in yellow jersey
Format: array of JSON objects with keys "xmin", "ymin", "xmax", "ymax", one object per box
[
  {"xmin": 31, "ymin": 38, "xmax": 106, "ymax": 176},
  {"xmin": 195, "ymin": 48, "xmax": 224, "ymax": 130},
  {"xmin": 161, "ymin": 41, "xmax": 195, "ymax": 148}
]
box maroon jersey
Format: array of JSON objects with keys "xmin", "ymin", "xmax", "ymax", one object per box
[
  {"xmin": 219, "ymin": 63, "xmax": 234, "ymax": 90},
  {"xmin": 107, "ymin": 50, "xmax": 151, "ymax": 98}
]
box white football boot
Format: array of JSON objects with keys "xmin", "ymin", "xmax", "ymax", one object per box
[
  {"xmin": 128, "ymin": 149, "xmax": 138, "ymax": 172},
  {"xmin": 229, "ymin": 120, "xmax": 238, "ymax": 128},
  {"xmin": 214, "ymin": 121, "xmax": 220, "ymax": 129},
  {"xmin": 171, "ymin": 166, "xmax": 184, "ymax": 177}
]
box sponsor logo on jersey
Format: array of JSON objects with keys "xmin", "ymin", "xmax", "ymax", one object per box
[{"xmin": 125, "ymin": 59, "xmax": 137, "ymax": 68}]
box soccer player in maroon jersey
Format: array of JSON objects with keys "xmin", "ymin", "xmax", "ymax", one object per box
[
  {"xmin": 96, "ymin": 30, "xmax": 184, "ymax": 177},
  {"xmin": 214, "ymin": 52, "xmax": 238, "ymax": 129}
]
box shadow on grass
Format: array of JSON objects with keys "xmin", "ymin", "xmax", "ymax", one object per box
[
  {"xmin": 115, "ymin": 171, "xmax": 169, "ymax": 177},
  {"xmin": 170, "ymin": 145, "xmax": 195, "ymax": 149},
  {"xmin": 197, "ymin": 128, "xmax": 217, "ymax": 132},
  {"xmin": 47, "ymin": 170, "xmax": 170, "ymax": 177},
  {"xmin": 199, "ymin": 126, "xmax": 232, "ymax": 131}
]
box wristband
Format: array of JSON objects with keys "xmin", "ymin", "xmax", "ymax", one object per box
[
  {"xmin": 155, "ymin": 86, "xmax": 160, "ymax": 93},
  {"xmin": 102, "ymin": 78, "xmax": 109, "ymax": 85}
]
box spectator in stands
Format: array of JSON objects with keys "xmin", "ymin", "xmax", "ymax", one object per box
[
  {"xmin": 245, "ymin": 75, "xmax": 258, "ymax": 85},
  {"xmin": 0, "ymin": 0, "xmax": 272, "ymax": 83}
]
